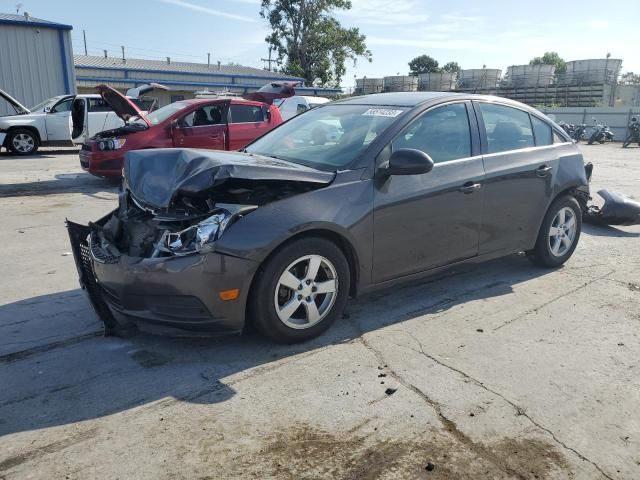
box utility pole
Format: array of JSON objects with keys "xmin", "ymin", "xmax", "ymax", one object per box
[
  {"xmin": 121, "ymin": 46, "xmax": 125, "ymax": 63},
  {"xmin": 83, "ymin": 30, "xmax": 87, "ymax": 56},
  {"xmin": 261, "ymin": 47, "xmax": 275, "ymax": 71},
  {"xmin": 207, "ymin": 52, "xmax": 211, "ymax": 68}
]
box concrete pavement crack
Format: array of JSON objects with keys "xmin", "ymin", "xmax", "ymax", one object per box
[
  {"xmin": 492, "ymin": 269, "xmax": 615, "ymax": 331},
  {"xmin": 354, "ymin": 333, "xmax": 531, "ymax": 480},
  {"xmin": 395, "ymin": 330, "xmax": 615, "ymax": 480}
]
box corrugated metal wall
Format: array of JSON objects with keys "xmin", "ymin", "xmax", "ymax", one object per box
[{"xmin": 0, "ymin": 24, "xmax": 75, "ymax": 114}]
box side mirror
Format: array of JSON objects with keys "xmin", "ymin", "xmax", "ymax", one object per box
[
  {"xmin": 378, "ymin": 148, "xmax": 434, "ymax": 177},
  {"xmin": 44, "ymin": 106, "xmax": 51, "ymax": 113},
  {"xmin": 264, "ymin": 107, "xmax": 272, "ymax": 122}
]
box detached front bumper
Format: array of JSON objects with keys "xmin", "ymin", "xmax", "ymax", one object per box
[
  {"xmin": 79, "ymin": 147, "xmax": 125, "ymax": 178},
  {"xmin": 66, "ymin": 220, "xmax": 258, "ymax": 335}
]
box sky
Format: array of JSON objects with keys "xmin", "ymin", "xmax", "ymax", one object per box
[{"xmin": 2, "ymin": 0, "xmax": 639, "ymax": 89}]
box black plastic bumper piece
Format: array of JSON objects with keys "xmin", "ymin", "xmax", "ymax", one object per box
[{"xmin": 66, "ymin": 220, "xmax": 136, "ymax": 336}]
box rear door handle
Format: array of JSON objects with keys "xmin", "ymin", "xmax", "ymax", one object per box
[
  {"xmin": 536, "ymin": 165, "xmax": 553, "ymax": 177},
  {"xmin": 458, "ymin": 182, "xmax": 482, "ymax": 194}
]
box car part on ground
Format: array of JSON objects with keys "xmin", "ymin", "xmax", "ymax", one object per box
[{"xmin": 584, "ymin": 189, "xmax": 640, "ymax": 226}]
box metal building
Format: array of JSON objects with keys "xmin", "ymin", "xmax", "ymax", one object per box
[
  {"xmin": 74, "ymin": 55, "xmax": 341, "ymax": 105},
  {"xmin": 0, "ymin": 13, "xmax": 75, "ymax": 114}
]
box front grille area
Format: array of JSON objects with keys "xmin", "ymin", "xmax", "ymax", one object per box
[{"xmin": 89, "ymin": 232, "xmax": 119, "ymax": 264}]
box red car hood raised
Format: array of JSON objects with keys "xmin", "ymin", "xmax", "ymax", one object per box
[
  {"xmin": 96, "ymin": 84, "xmax": 151, "ymax": 127},
  {"xmin": 243, "ymin": 81, "xmax": 298, "ymax": 105}
]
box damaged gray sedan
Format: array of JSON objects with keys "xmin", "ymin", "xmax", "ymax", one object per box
[{"xmin": 68, "ymin": 93, "xmax": 591, "ymax": 343}]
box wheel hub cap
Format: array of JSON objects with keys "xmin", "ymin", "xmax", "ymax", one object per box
[
  {"xmin": 548, "ymin": 207, "xmax": 577, "ymax": 257},
  {"xmin": 274, "ymin": 254, "xmax": 338, "ymax": 329}
]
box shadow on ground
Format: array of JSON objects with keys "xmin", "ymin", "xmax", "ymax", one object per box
[
  {"xmin": 583, "ymin": 223, "xmax": 640, "ymax": 238},
  {"xmin": 0, "ymin": 172, "xmax": 119, "ymax": 198},
  {"xmin": 0, "ymin": 255, "xmax": 551, "ymax": 439}
]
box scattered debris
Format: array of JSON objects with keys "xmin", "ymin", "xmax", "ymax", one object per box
[
  {"xmin": 629, "ymin": 283, "xmax": 640, "ymax": 293},
  {"xmin": 384, "ymin": 387, "xmax": 397, "ymax": 396},
  {"xmin": 469, "ymin": 412, "xmax": 475, "ymax": 417},
  {"xmin": 378, "ymin": 373, "xmax": 387, "ymax": 378},
  {"xmin": 425, "ymin": 462, "xmax": 435, "ymax": 471},
  {"xmin": 61, "ymin": 252, "xmax": 72, "ymax": 256},
  {"xmin": 17, "ymin": 229, "xmax": 24, "ymax": 233},
  {"xmin": 476, "ymin": 328, "xmax": 484, "ymax": 333},
  {"xmin": 617, "ymin": 342, "xmax": 625, "ymax": 347}
]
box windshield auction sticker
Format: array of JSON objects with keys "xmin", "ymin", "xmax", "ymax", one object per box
[{"xmin": 362, "ymin": 108, "xmax": 403, "ymax": 117}]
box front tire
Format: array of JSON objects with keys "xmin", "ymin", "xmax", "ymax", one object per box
[
  {"xmin": 528, "ymin": 195, "xmax": 582, "ymax": 268},
  {"xmin": 7, "ymin": 129, "xmax": 39, "ymax": 155},
  {"xmin": 249, "ymin": 237, "xmax": 350, "ymax": 343}
]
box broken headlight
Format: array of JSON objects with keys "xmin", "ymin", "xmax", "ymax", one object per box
[{"xmin": 156, "ymin": 205, "xmax": 256, "ymax": 256}]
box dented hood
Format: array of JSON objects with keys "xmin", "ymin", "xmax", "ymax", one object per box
[
  {"xmin": 96, "ymin": 84, "xmax": 151, "ymax": 126},
  {"xmin": 123, "ymin": 148, "xmax": 335, "ymax": 210}
]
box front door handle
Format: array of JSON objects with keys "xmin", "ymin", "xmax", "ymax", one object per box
[
  {"xmin": 536, "ymin": 165, "xmax": 553, "ymax": 177},
  {"xmin": 458, "ymin": 182, "xmax": 482, "ymax": 194}
]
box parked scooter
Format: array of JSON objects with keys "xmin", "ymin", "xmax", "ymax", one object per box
[
  {"xmin": 588, "ymin": 119, "xmax": 614, "ymax": 145},
  {"xmin": 622, "ymin": 117, "xmax": 640, "ymax": 148}
]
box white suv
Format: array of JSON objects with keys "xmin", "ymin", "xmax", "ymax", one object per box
[{"xmin": 0, "ymin": 84, "xmax": 166, "ymax": 155}]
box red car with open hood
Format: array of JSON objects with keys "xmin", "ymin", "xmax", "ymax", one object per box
[{"xmin": 78, "ymin": 82, "xmax": 296, "ymax": 178}]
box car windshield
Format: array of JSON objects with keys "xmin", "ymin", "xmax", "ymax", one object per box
[
  {"xmin": 134, "ymin": 101, "xmax": 190, "ymax": 126},
  {"xmin": 246, "ymin": 104, "xmax": 407, "ymax": 170},
  {"xmin": 30, "ymin": 96, "xmax": 64, "ymax": 112}
]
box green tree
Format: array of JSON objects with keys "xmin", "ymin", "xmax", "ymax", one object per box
[
  {"xmin": 621, "ymin": 72, "xmax": 640, "ymax": 85},
  {"xmin": 442, "ymin": 61, "xmax": 461, "ymax": 73},
  {"xmin": 408, "ymin": 55, "xmax": 439, "ymax": 75},
  {"xmin": 529, "ymin": 51, "xmax": 566, "ymax": 74},
  {"xmin": 260, "ymin": 0, "xmax": 371, "ymax": 87}
]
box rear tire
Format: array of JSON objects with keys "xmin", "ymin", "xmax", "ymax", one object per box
[
  {"xmin": 528, "ymin": 195, "xmax": 582, "ymax": 268},
  {"xmin": 249, "ymin": 237, "xmax": 350, "ymax": 343},
  {"xmin": 7, "ymin": 128, "xmax": 39, "ymax": 155}
]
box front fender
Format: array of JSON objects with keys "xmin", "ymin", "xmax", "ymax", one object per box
[{"xmin": 214, "ymin": 173, "xmax": 374, "ymax": 285}]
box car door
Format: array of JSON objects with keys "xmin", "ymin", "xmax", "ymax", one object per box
[
  {"xmin": 227, "ymin": 102, "xmax": 269, "ymax": 150},
  {"xmin": 45, "ymin": 97, "xmax": 75, "ymax": 142},
  {"xmin": 172, "ymin": 103, "xmax": 227, "ymax": 150},
  {"xmin": 86, "ymin": 97, "xmax": 122, "ymax": 137},
  {"xmin": 372, "ymin": 101, "xmax": 484, "ymax": 282},
  {"xmin": 473, "ymin": 101, "xmax": 559, "ymax": 254}
]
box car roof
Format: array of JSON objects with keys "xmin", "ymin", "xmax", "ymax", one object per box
[
  {"xmin": 335, "ymin": 92, "xmax": 461, "ymax": 107},
  {"xmin": 180, "ymin": 98, "xmax": 263, "ymax": 106}
]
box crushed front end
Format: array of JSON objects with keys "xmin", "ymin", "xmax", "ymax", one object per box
[{"xmin": 67, "ymin": 148, "xmax": 333, "ymax": 336}]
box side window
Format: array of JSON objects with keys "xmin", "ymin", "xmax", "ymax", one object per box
[
  {"xmin": 88, "ymin": 98, "xmax": 112, "ymax": 112},
  {"xmin": 478, "ymin": 103, "xmax": 534, "ymax": 153},
  {"xmin": 553, "ymin": 132, "xmax": 567, "ymax": 144},
  {"xmin": 531, "ymin": 115, "xmax": 552, "ymax": 146},
  {"xmin": 391, "ymin": 103, "xmax": 471, "ymax": 163},
  {"xmin": 230, "ymin": 104, "xmax": 264, "ymax": 123},
  {"xmin": 179, "ymin": 105, "xmax": 224, "ymax": 127},
  {"xmin": 50, "ymin": 98, "xmax": 73, "ymax": 113}
]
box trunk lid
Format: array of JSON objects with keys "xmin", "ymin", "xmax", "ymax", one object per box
[
  {"xmin": 96, "ymin": 84, "xmax": 151, "ymax": 126},
  {"xmin": 243, "ymin": 81, "xmax": 298, "ymax": 105}
]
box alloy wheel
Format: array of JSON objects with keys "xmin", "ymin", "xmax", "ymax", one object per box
[
  {"xmin": 548, "ymin": 207, "xmax": 577, "ymax": 257},
  {"xmin": 12, "ymin": 133, "xmax": 35, "ymax": 153},
  {"xmin": 274, "ymin": 254, "xmax": 338, "ymax": 329}
]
